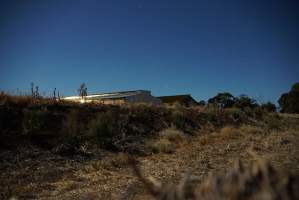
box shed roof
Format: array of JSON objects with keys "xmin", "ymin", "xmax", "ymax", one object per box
[{"xmin": 63, "ymin": 90, "xmax": 150, "ymax": 100}]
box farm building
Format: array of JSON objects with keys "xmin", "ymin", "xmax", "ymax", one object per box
[
  {"xmin": 62, "ymin": 90, "xmax": 162, "ymax": 105},
  {"xmin": 158, "ymin": 95, "xmax": 198, "ymax": 107}
]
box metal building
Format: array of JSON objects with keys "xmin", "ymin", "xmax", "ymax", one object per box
[{"xmin": 62, "ymin": 90, "xmax": 162, "ymax": 105}]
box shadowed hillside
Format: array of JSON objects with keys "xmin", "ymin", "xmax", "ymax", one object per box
[{"xmin": 0, "ymin": 93, "xmax": 298, "ymax": 199}]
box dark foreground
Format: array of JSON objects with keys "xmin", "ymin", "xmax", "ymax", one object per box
[{"xmin": 1, "ymin": 118, "xmax": 298, "ymax": 199}]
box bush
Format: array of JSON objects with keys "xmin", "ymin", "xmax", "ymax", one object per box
[
  {"xmin": 22, "ymin": 109, "xmax": 50, "ymax": 136},
  {"xmin": 172, "ymin": 110, "xmax": 187, "ymax": 130},
  {"xmin": 61, "ymin": 110, "xmax": 83, "ymax": 146},
  {"xmin": 172, "ymin": 109, "xmax": 197, "ymax": 133},
  {"xmin": 263, "ymin": 113, "xmax": 284, "ymax": 131},
  {"xmin": 128, "ymin": 104, "xmax": 157, "ymax": 135},
  {"xmin": 202, "ymin": 105, "xmax": 224, "ymax": 127},
  {"xmin": 254, "ymin": 106, "xmax": 266, "ymax": 120},
  {"xmin": 223, "ymin": 108, "xmax": 247, "ymax": 125},
  {"xmin": 261, "ymin": 102, "xmax": 276, "ymax": 112},
  {"xmin": 243, "ymin": 106, "xmax": 255, "ymax": 118},
  {"xmin": 87, "ymin": 111, "xmax": 122, "ymax": 150}
]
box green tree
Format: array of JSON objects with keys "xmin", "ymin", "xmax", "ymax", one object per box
[
  {"xmin": 261, "ymin": 102, "xmax": 276, "ymax": 112},
  {"xmin": 198, "ymin": 100, "xmax": 206, "ymax": 106},
  {"xmin": 208, "ymin": 92, "xmax": 236, "ymax": 108},
  {"xmin": 234, "ymin": 95, "xmax": 258, "ymax": 110},
  {"xmin": 278, "ymin": 82, "xmax": 299, "ymax": 113},
  {"xmin": 291, "ymin": 82, "xmax": 299, "ymax": 92}
]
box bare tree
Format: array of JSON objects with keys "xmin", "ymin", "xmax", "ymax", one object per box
[
  {"xmin": 30, "ymin": 82, "xmax": 40, "ymax": 98},
  {"xmin": 30, "ymin": 82, "xmax": 34, "ymax": 97},
  {"xmin": 78, "ymin": 83, "xmax": 87, "ymax": 99},
  {"xmin": 35, "ymin": 86, "xmax": 39, "ymax": 98},
  {"xmin": 57, "ymin": 90, "xmax": 60, "ymax": 100},
  {"xmin": 53, "ymin": 88, "xmax": 56, "ymax": 99}
]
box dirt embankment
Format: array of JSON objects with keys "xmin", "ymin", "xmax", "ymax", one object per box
[
  {"xmin": 1, "ymin": 121, "xmax": 298, "ymax": 199},
  {"xmin": 1, "ymin": 95, "xmax": 298, "ymax": 199}
]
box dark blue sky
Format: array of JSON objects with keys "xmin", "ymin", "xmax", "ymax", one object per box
[{"xmin": 0, "ymin": 0, "xmax": 298, "ymax": 103}]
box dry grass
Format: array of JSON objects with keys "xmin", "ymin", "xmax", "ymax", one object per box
[
  {"xmin": 130, "ymin": 157, "xmax": 299, "ymax": 200},
  {"xmin": 146, "ymin": 138, "xmax": 177, "ymax": 154},
  {"xmin": 219, "ymin": 126, "xmax": 241, "ymax": 139},
  {"xmin": 110, "ymin": 153, "xmax": 130, "ymax": 168},
  {"xmin": 198, "ymin": 135, "xmax": 213, "ymax": 145},
  {"xmin": 146, "ymin": 128, "xmax": 187, "ymax": 154},
  {"xmin": 1, "ymin": 121, "xmax": 298, "ymax": 199},
  {"xmin": 239, "ymin": 125, "xmax": 264, "ymax": 135},
  {"xmin": 218, "ymin": 125, "xmax": 265, "ymax": 140},
  {"xmin": 160, "ymin": 128, "xmax": 187, "ymax": 145}
]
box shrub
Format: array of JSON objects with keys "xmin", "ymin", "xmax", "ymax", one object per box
[
  {"xmin": 202, "ymin": 105, "xmax": 224, "ymax": 127},
  {"xmin": 261, "ymin": 102, "xmax": 276, "ymax": 112},
  {"xmin": 0, "ymin": 92, "xmax": 11, "ymax": 105},
  {"xmin": 223, "ymin": 108, "xmax": 247, "ymax": 125},
  {"xmin": 171, "ymin": 109, "xmax": 197, "ymax": 133},
  {"xmin": 172, "ymin": 110, "xmax": 187, "ymax": 130},
  {"xmin": 243, "ymin": 106, "xmax": 255, "ymax": 118},
  {"xmin": 61, "ymin": 110, "xmax": 83, "ymax": 146},
  {"xmin": 128, "ymin": 104, "xmax": 157, "ymax": 135},
  {"xmin": 22, "ymin": 109, "xmax": 50, "ymax": 136},
  {"xmin": 0, "ymin": 92, "xmax": 33, "ymax": 107},
  {"xmin": 263, "ymin": 113, "xmax": 284, "ymax": 131},
  {"xmin": 254, "ymin": 106, "xmax": 266, "ymax": 119},
  {"xmin": 87, "ymin": 111, "xmax": 121, "ymax": 150}
]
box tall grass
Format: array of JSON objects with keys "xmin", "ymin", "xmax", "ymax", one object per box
[{"xmin": 146, "ymin": 128, "xmax": 186, "ymax": 154}]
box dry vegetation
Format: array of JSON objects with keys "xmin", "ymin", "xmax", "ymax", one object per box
[{"xmin": 0, "ymin": 93, "xmax": 299, "ymax": 199}]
